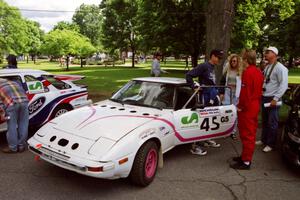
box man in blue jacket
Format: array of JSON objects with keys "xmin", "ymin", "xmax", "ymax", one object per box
[{"xmin": 185, "ymin": 49, "xmax": 224, "ymax": 155}]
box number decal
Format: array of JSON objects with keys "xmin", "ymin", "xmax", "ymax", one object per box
[
  {"xmin": 200, "ymin": 117, "xmax": 220, "ymax": 131},
  {"xmin": 200, "ymin": 118, "xmax": 210, "ymax": 131},
  {"xmin": 211, "ymin": 116, "xmax": 220, "ymax": 130}
]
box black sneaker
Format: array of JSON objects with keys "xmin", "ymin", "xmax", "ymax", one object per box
[
  {"xmin": 232, "ymin": 156, "xmax": 242, "ymax": 162},
  {"xmin": 230, "ymin": 161, "xmax": 251, "ymax": 170}
]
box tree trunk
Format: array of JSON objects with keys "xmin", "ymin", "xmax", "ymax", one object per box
[
  {"xmin": 80, "ymin": 58, "xmax": 83, "ymax": 68},
  {"xmin": 288, "ymin": 55, "xmax": 293, "ymax": 68},
  {"xmin": 132, "ymin": 50, "xmax": 135, "ymax": 68},
  {"xmin": 206, "ymin": 0, "xmax": 234, "ymax": 83},
  {"xmin": 66, "ymin": 56, "xmax": 69, "ymax": 71}
]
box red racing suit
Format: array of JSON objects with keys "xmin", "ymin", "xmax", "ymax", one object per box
[{"xmin": 237, "ymin": 65, "xmax": 264, "ymax": 162}]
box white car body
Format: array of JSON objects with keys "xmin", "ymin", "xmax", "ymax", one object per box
[
  {"xmin": 28, "ymin": 77, "xmax": 236, "ymax": 186},
  {"xmin": 0, "ymin": 69, "xmax": 92, "ymax": 132}
]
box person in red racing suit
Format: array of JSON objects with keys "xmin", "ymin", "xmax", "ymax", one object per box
[{"xmin": 230, "ymin": 49, "xmax": 264, "ymax": 170}]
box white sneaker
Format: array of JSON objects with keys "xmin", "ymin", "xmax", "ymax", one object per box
[
  {"xmin": 203, "ymin": 140, "xmax": 221, "ymax": 148},
  {"xmin": 255, "ymin": 140, "xmax": 263, "ymax": 145},
  {"xmin": 190, "ymin": 146, "xmax": 207, "ymax": 156},
  {"xmin": 262, "ymin": 145, "xmax": 273, "ymax": 153}
]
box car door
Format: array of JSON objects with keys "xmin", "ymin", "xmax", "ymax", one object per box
[{"xmin": 173, "ymin": 86, "xmax": 236, "ymax": 145}]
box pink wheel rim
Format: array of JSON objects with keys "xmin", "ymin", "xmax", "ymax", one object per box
[{"xmin": 145, "ymin": 148, "xmax": 157, "ymax": 178}]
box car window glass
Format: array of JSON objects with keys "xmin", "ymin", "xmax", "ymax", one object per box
[
  {"xmin": 175, "ymin": 86, "xmax": 195, "ymax": 110},
  {"xmin": 111, "ymin": 81, "xmax": 175, "ymax": 109},
  {"xmin": 42, "ymin": 75, "xmax": 71, "ymax": 90},
  {"xmin": 25, "ymin": 75, "xmax": 39, "ymax": 82}
]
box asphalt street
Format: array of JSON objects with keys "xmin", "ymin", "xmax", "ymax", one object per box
[{"xmin": 0, "ymin": 129, "xmax": 300, "ymax": 200}]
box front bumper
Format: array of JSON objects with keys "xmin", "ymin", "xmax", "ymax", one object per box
[{"xmin": 28, "ymin": 137, "xmax": 133, "ymax": 179}]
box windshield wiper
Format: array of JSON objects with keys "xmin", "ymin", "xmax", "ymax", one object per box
[{"xmin": 109, "ymin": 98, "xmax": 124, "ymax": 105}]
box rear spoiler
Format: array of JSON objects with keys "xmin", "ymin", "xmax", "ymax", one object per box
[{"xmin": 54, "ymin": 75, "xmax": 85, "ymax": 81}]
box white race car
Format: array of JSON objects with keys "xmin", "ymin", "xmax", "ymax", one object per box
[
  {"xmin": 28, "ymin": 77, "xmax": 236, "ymax": 186},
  {"xmin": 0, "ymin": 69, "xmax": 92, "ymax": 132}
]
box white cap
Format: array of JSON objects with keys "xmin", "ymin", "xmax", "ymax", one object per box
[{"xmin": 266, "ymin": 46, "xmax": 278, "ymax": 55}]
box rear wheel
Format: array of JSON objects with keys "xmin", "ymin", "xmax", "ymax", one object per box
[{"xmin": 130, "ymin": 141, "xmax": 159, "ymax": 186}]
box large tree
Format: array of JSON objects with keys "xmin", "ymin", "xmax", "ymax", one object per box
[
  {"xmin": 72, "ymin": 4, "xmax": 103, "ymax": 48},
  {"xmin": 100, "ymin": 0, "xmax": 139, "ymax": 67},
  {"xmin": 40, "ymin": 29, "xmax": 95, "ymax": 70},
  {"xmin": 137, "ymin": 0, "xmax": 206, "ymax": 68},
  {"xmin": 24, "ymin": 20, "xmax": 44, "ymax": 63},
  {"xmin": 206, "ymin": 0, "xmax": 234, "ymax": 82},
  {"xmin": 0, "ymin": 0, "xmax": 28, "ymax": 55}
]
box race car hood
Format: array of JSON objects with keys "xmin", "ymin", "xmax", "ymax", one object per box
[{"xmin": 48, "ymin": 101, "xmax": 162, "ymax": 141}]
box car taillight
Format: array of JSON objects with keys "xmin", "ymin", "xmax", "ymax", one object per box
[{"xmin": 87, "ymin": 166, "xmax": 103, "ymax": 172}]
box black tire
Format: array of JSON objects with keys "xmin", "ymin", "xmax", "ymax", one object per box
[
  {"xmin": 51, "ymin": 104, "xmax": 72, "ymax": 119},
  {"xmin": 130, "ymin": 141, "xmax": 159, "ymax": 187}
]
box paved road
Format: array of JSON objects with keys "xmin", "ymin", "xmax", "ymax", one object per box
[{"xmin": 0, "ymin": 130, "xmax": 300, "ymax": 200}]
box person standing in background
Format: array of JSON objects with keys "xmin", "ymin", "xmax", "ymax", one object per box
[
  {"xmin": 5, "ymin": 54, "xmax": 18, "ymax": 69},
  {"xmin": 219, "ymin": 54, "xmax": 243, "ymax": 139},
  {"xmin": 151, "ymin": 52, "xmax": 167, "ymax": 77},
  {"xmin": 0, "ymin": 78, "xmax": 29, "ymax": 153},
  {"xmin": 256, "ymin": 47, "xmax": 288, "ymax": 152},
  {"xmin": 230, "ymin": 49, "xmax": 264, "ymax": 170}
]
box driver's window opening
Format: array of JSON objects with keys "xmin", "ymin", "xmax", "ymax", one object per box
[{"xmin": 175, "ymin": 86, "xmax": 196, "ymax": 110}]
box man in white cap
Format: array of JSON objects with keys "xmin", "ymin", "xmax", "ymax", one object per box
[{"xmin": 256, "ymin": 46, "xmax": 288, "ymax": 152}]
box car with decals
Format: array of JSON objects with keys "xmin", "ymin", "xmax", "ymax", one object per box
[
  {"xmin": 27, "ymin": 77, "xmax": 236, "ymax": 186},
  {"xmin": 0, "ymin": 69, "xmax": 92, "ymax": 132}
]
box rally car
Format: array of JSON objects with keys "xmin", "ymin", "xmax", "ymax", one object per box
[
  {"xmin": 0, "ymin": 69, "xmax": 92, "ymax": 132},
  {"xmin": 28, "ymin": 77, "xmax": 236, "ymax": 186}
]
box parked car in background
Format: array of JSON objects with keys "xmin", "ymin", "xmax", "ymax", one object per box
[
  {"xmin": 281, "ymin": 84, "xmax": 300, "ymax": 167},
  {"xmin": 28, "ymin": 77, "xmax": 236, "ymax": 186},
  {"xmin": 0, "ymin": 69, "xmax": 92, "ymax": 132}
]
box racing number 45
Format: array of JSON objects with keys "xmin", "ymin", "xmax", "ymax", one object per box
[{"xmin": 200, "ymin": 116, "xmax": 220, "ymax": 131}]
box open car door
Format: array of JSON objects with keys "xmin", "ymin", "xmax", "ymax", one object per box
[{"xmin": 173, "ymin": 86, "xmax": 236, "ymax": 145}]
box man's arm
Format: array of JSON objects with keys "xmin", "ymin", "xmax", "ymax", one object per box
[
  {"xmin": 273, "ymin": 66, "xmax": 288, "ymax": 102},
  {"xmin": 185, "ymin": 65, "xmax": 203, "ymax": 88}
]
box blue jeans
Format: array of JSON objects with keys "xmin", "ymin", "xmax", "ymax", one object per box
[
  {"xmin": 203, "ymin": 88, "xmax": 219, "ymax": 106},
  {"xmin": 261, "ymin": 96, "xmax": 279, "ymax": 147},
  {"xmin": 6, "ymin": 102, "xmax": 29, "ymax": 151}
]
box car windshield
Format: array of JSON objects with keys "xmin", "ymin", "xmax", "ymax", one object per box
[{"xmin": 111, "ymin": 80, "xmax": 175, "ymax": 109}]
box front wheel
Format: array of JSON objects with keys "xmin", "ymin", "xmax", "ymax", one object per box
[{"xmin": 130, "ymin": 141, "xmax": 159, "ymax": 186}]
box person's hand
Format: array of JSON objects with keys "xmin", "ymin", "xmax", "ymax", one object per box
[
  {"xmin": 237, "ymin": 107, "xmax": 242, "ymax": 112},
  {"xmin": 270, "ymin": 99, "xmax": 277, "ymax": 107}
]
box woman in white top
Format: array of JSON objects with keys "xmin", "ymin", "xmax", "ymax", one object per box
[{"xmin": 220, "ymin": 54, "xmax": 243, "ymax": 139}]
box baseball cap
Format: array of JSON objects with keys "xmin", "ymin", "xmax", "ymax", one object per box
[
  {"xmin": 266, "ymin": 46, "xmax": 278, "ymax": 55},
  {"xmin": 210, "ymin": 49, "xmax": 224, "ymax": 59}
]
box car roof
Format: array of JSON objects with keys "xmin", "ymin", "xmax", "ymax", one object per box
[
  {"xmin": 0, "ymin": 69, "xmax": 50, "ymax": 76},
  {"xmin": 133, "ymin": 77, "xmax": 187, "ymax": 85}
]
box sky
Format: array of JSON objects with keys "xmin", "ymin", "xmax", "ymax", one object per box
[{"xmin": 4, "ymin": 0, "xmax": 102, "ymax": 32}]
